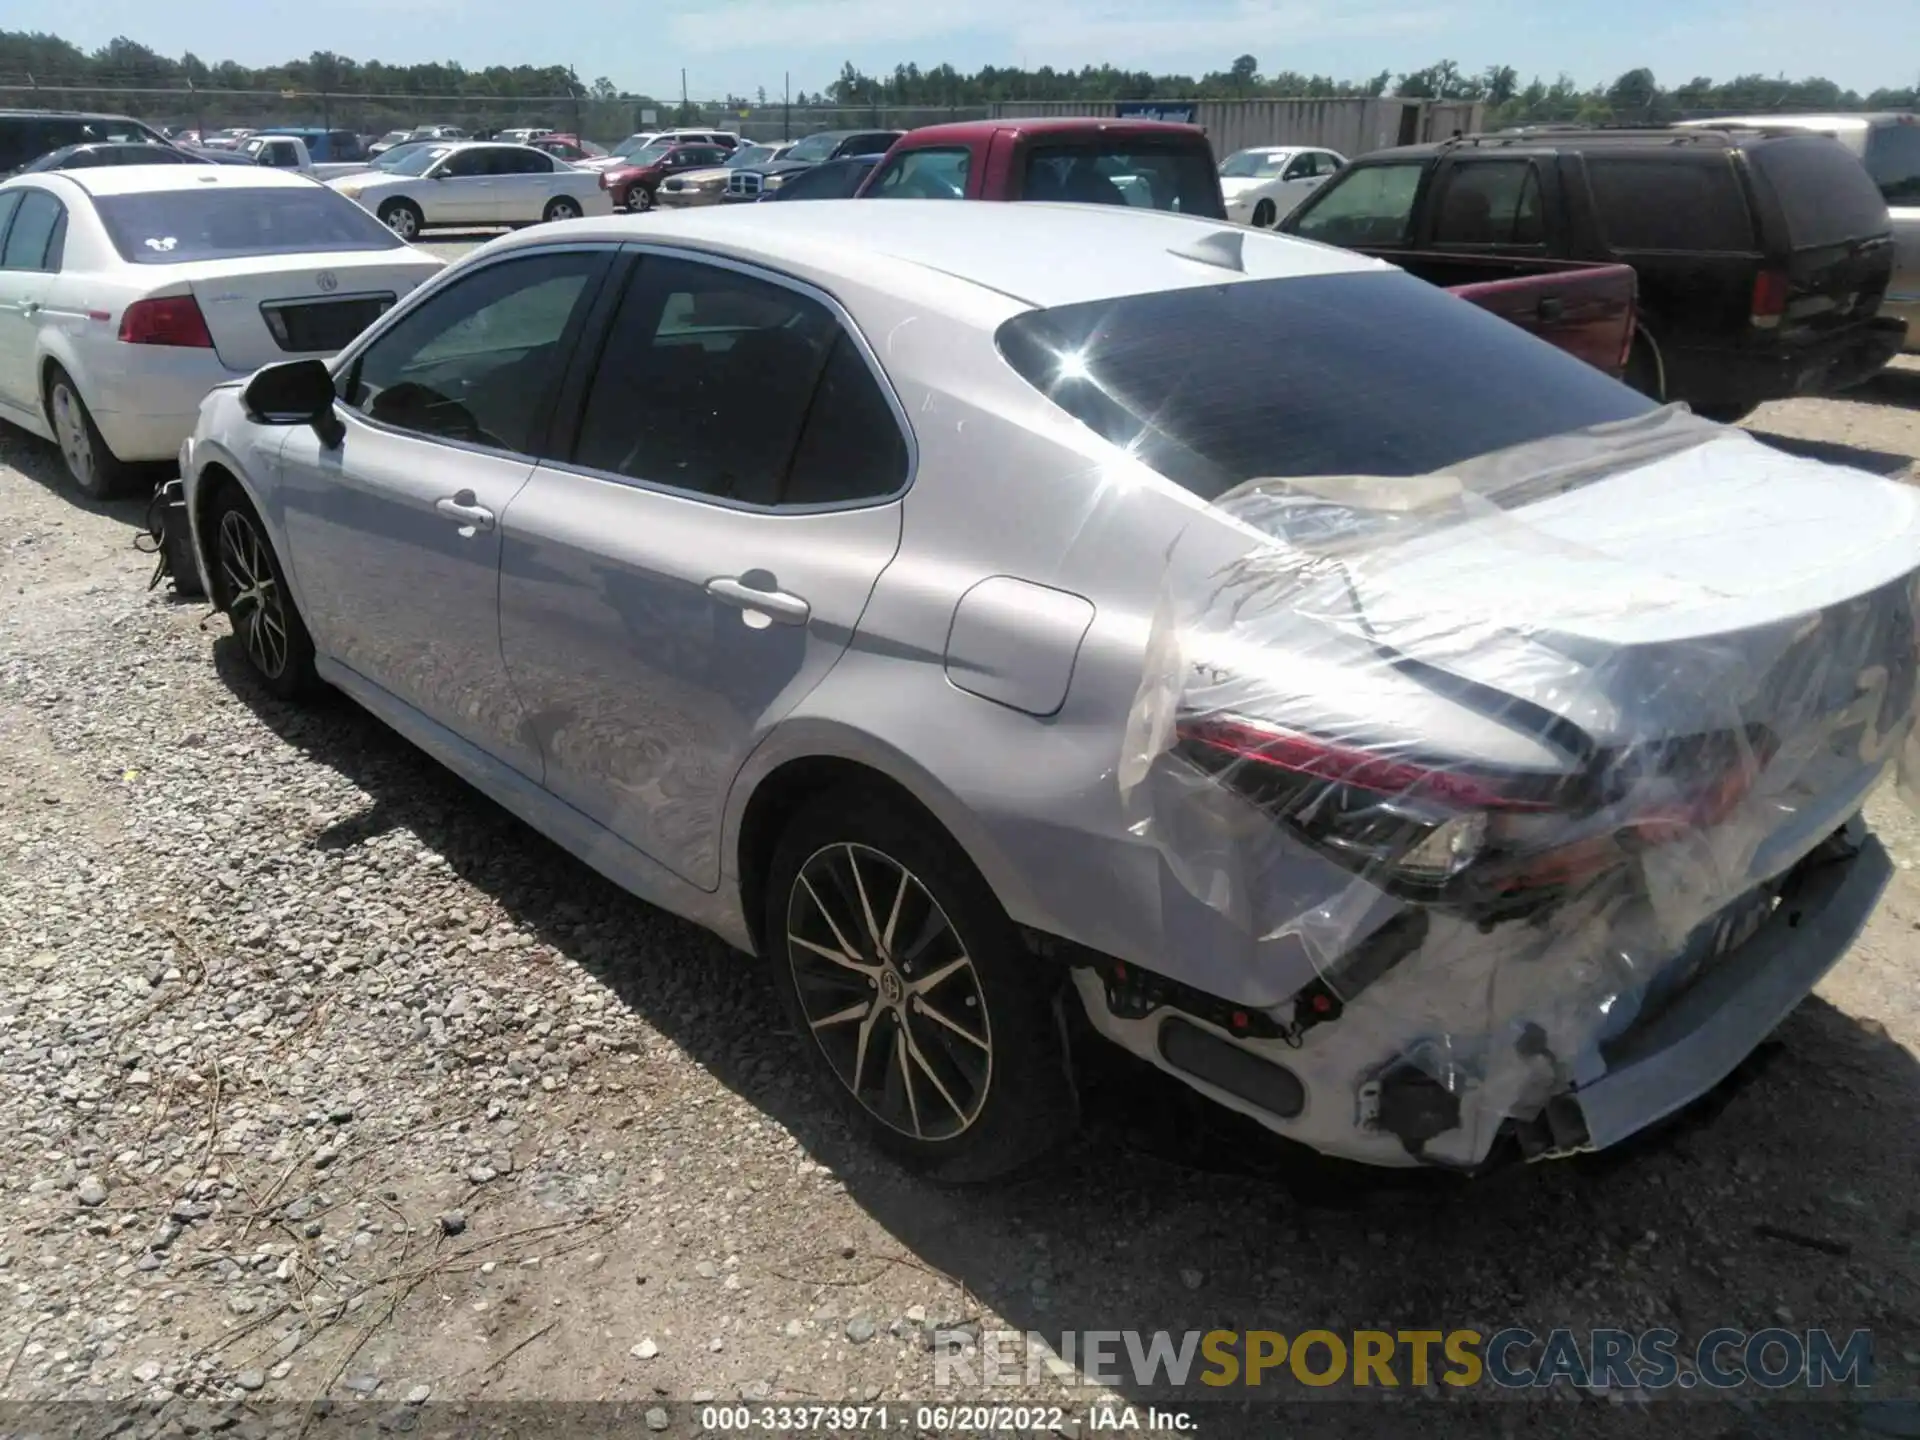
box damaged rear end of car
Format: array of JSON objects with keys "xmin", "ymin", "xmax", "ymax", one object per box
[{"xmin": 997, "ymin": 267, "xmax": 1920, "ymax": 1171}]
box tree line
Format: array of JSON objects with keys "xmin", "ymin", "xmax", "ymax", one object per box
[{"xmin": 1, "ymin": 29, "xmax": 1915, "ymax": 131}]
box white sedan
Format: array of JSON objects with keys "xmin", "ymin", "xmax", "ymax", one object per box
[
  {"xmin": 1220, "ymin": 146, "xmax": 1347, "ymax": 228},
  {"xmin": 0, "ymin": 166, "xmax": 441, "ymax": 498},
  {"xmin": 328, "ymin": 142, "xmax": 612, "ymax": 239}
]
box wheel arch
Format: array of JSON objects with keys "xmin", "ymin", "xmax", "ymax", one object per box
[
  {"xmin": 728, "ymin": 731, "xmax": 1033, "ymax": 963},
  {"xmin": 37, "ymin": 340, "xmax": 97, "ymax": 439}
]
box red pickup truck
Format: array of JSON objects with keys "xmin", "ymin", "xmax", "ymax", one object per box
[{"xmin": 855, "ymin": 119, "xmax": 1638, "ymax": 378}]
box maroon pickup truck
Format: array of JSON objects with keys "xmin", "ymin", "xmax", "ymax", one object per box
[{"xmin": 855, "ymin": 118, "xmax": 1638, "ymax": 378}]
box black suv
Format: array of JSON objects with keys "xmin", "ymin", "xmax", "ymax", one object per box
[
  {"xmin": 1280, "ymin": 126, "xmax": 1906, "ymax": 421},
  {"xmin": 1, "ymin": 109, "xmax": 172, "ymax": 177}
]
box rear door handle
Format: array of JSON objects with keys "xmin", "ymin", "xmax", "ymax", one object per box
[
  {"xmin": 20, "ymin": 300, "xmax": 40, "ymax": 316},
  {"xmin": 434, "ymin": 490, "xmax": 496, "ymax": 532},
  {"xmin": 707, "ymin": 575, "xmax": 811, "ymax": 625},
  {"xmin": 1537, "ymin": 296, "xmax": 1566, "ymax": 322}
]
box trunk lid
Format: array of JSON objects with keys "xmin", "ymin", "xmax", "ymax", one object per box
[
  {"xmin": 177, "ymin": 251, "xmax": 440, "ymax": 371},
  {"xmin": 1298, "ymin": 424, "xmax": 1920, "ymax": 805}
]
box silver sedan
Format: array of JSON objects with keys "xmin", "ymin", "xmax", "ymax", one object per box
[{"xmin": 181, "ymin": 201, "xmax": 1920, "ymax": 1180}]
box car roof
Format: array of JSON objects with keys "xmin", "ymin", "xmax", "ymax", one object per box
[
  {"xmin": 505, "ymin": 198, "xmax": 1379, "ymax": 310},
  {"xmin": 1358, "ymin": 128, "xmax": 1785, "ymax": 160},
  {"xmin": 21, "ymin": 164, "xmax": 323, "ymax": 198},
  {"xmin": 0, "ymin": 108, "xmax": 146, "ymax": 121},
  {"xmin": 895, "ymin": 118, "xmax": 1205, "ymax": 145},
  {"xmin": 1675, "ymin": 113, "xmax": 1903, "ymax": 134}
]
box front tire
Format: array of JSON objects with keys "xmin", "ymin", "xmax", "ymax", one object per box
[
  {"xmin": 207, "ymin": 487, "xmax": 320, "ymax": 702},
  {"xmin": 377, "ymin": 198, "xmax": 424, "ymax": 240},
  {"xmin": 765, "ymin": 788, "xmax": 1077, "ymax": 1183},
  {"xmin": 1250, "ymin": 197, "xmax": 1278, "ymax": 229},
  {"xmin": 45, "ymin": 366, "xmax": 138, "ymax": 501},
  {"xmin": 542, "ymin": 196, "xmax": 582, "ymax": 223},
  {"xmin": 627, "ymin": 186, "xmax": 654, "ymax": 214}
]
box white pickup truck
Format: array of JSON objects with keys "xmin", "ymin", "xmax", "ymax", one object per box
[{"xmin": 240, "ymin": 134, "xmax": 370, "ymax": 183}]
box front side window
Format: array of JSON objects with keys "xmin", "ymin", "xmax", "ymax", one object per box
[
  {"xmin": 995, "ymin": 271, "xmax": 1653, "ymax": 502},
  {"xmin": 869, "ymin": 146, "xmax": 970, "ymax": 200},
  {"xmin": 438, "ymin": 149, "xmax": 490, "ymax": 179},
  {"xmin": 1431, "ymin": 161, "xmax": 1544, "ymax": 246},
  {"xmin": 1285, "ymin": 162, "xmax": 1426, "ymax": 247},
  {"xmin": 388, "ymin": 146, "xmax": 451, "ymax": 177},
  {"xmin": 344, "ymin": 250, "xmax": 604, "ymax": 455},
  {"xmin": 573, "ymin": 256, "xmax": 902, "ymax": 506},
  {"xmin": 1, "ymin": 190, "xmax": 64, "ymax": 271},
  {"xmin": 1866, "ymin": 123, "xmax": 1920, "ymax": 206}
]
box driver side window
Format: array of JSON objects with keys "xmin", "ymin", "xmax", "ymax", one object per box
[
  {"xmin": 1288, "ymin": 162, "xmax": 1426, "ymax": 246},
  {"xmin": 343, "ymin": 250, "xmax": 605, "ymax": 456}
]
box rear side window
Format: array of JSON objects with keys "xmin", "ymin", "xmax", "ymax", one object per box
[
  {"xmin": 995, "ymin": 271, "xmax": 1654, "ymax": 501},
  {"xmin": 1, "ymin": 191, "xmax": 64, "ymax": 271},
  {"xmin": 1748, "ymin": 135, "xmax": 1891, "ymax": 247},
  {"xmin": 1287, "ymin": 162, "xmax": 1425, "ymax": 247},
  {"xmin": 93, "ymin": 187, "xmax": 404, "ymax": 264},
  {"xmin": 1023, "ymin": 144, "xmax": 1225, "ymax": 218},
  {"xmin": 574, "ymin": 256, "xmax": 903, "ymax": 506},
  {"xmin": 1864, "ymin": 124, "xmax": 1920, "ymax": 206},
  {"xmin": 784, "ymin": 334, "xmax": 909, "ymax": 504},
  {"xmin": 868, "ymin": 147, "xmax": 970, "ymax": 199},
  {"xmin": 1431, "ymin": 161, "xmax": 1544, "ymax": 246},
  {"xmin": 1584, "ymin": 158, "xmax": 1755, "ymax": 252}
]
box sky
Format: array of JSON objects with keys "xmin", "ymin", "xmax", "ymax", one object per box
[{"xmin": 14, "ymin": 0, "xmax": 1920, "ymax": 100}]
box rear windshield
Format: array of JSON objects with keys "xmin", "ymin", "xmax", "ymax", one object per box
[
  {"xmin": 1585, "ymin": 158, "xmax": 1756, "ymax": 252},
  {"xmin": 1749, "ymin": 135, "xmax": 1891, "ymax": 247},
  {"xmin": 1023, "ymin": 143, "xmax": 1226, "ymax": 218},
  {"xmin": 94, "ymin": 187, "xmax": 405, "ymax": 264},
  {"xmin": 1865, "ymin": 123, "xmax": 1920, "ymax": 206},
  {"xmin": 994, "ymin": 271, "xmax": 1654, "ymax": 501}
]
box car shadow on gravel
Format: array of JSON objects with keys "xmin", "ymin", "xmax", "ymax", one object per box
[
  {"xmin": 0, "ymin": 424, "xmax": 157, "ymax": 531},
  {"xmin": 1857, "ymin": 365, "xmax": 1920, "ymax": 413},
  {"xmin": 211, "ymin": 638, "xmax": 1920, "ymax": 1429},
  {"xmin": 1750, "ymin": 428, "xmax": 1916, "ymax": 476}
]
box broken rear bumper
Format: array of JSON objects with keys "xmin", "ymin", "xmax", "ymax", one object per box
[{"xmin": 1532, "ymin": 823, "xmax": 1888, "ymax": 1157}]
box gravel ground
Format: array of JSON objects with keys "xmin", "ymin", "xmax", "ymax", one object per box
[{"xmin": 2, "ymin": 365, "xmax": 1919, "ymax": 1440}]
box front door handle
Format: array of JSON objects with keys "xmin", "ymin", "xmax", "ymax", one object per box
[
  {"xmin": 1536, "ymin": 296, "xmax": 1566, "ymax": 323},
  {"xmin": 434, "ymin": 490, "xmax": 496, "ymax": 532},
  {"xmin": 707, "ymin": 575, "xmax": 811, "ymax": 625},
  {"xmin": 20, "ymin": 300, "xmax": 40, "ymax": 316}
]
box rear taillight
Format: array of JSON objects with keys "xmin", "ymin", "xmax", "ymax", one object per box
[
  {"xmin": 1174, "ymin": 712, "xmax": 1766, "ymax": 914},
  {"xmin": 1750, "ymin": 269, "xmax": 1789, "ymax": 329},
  {"xmin": 119, "ymin": 295, "xmax": 213, "ymax": 348}
]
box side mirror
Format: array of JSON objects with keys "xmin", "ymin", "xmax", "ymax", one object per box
[{"xmin": 243, "ymin": 359, "xmax": 344, "ymax": 448}]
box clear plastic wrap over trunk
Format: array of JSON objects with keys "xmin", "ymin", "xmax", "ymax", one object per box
[{"xmin": 1116, "ymin": 408, "xmax": 1920, "ymax": 1168}]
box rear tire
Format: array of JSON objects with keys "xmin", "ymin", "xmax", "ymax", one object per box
[
  {"xmin": 44, "ymin": 366, "xmax": 139, "ymax": 501},
  {"xmin": 542, "ymin": 197, "xmax": 582, "ymax": 223},
  {"xmin": 1694, "ymin": 400, "xmax": 1760, "ymax": 424},
  {"xmin": 764, "ymin": 787, "xmax": 1078, "ymax": 1183},
  {"xmin": 207, "ymin": 485, "xmax": 320, "ymax": 702},
  {"xmin": 1250, "ymin": 197, "xmax": 1278, "ymax": 229},
  {"xmin": 1623, "ymin": 332, "xmax": 1665, "ymax": 401},
  {"xmin": 378, "ymin": 198, "xmax": 424, "ymax": 240}
]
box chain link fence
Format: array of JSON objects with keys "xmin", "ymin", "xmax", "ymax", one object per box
[{"xmin": 0, "ymin": 83, "xmax": 997, "ymax": 145}]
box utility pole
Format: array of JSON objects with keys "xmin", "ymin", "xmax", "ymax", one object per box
[
  {"xmin": 681, "ymin": 67, "xmax": 689, "ymax": 124},
  {"xmin": 784, "ymin": 71, "xmax": 790, "ymax": 140}
]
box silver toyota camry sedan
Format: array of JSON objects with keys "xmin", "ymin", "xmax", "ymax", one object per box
[{"xmin": 181, "ymin": 201, "xmax": 1920, "ymax": 1181}]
